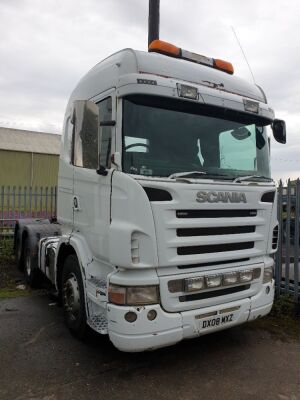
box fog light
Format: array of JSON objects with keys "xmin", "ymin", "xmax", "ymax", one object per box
[
  {"xmin": 223, "ymin": 272, "xmax": 238, "ymax": 286},
  {"xmin": 263, "ymin": 267, "xmax": 273, "ymax": 283},
  {"xmin": 266, "ymin": 286, "xmax": 270, "ymax": 294},
  {"xmin": 206, "ymin": 274, "xmax": 222, "ymax": 288},
  {"xmin": 125, "ymin": 311, "xmax": 137, "ymax": 323},
  {"xmin": 239, "ymin": 270, "xmax": 253, "ymax": 283},
  {"xmin": 185, "ymin": 276, "xmax": 205, "ymax": 292},
  {"xmin": 147, "ymin": 310, "xmax": 157, "ymax": 321}
]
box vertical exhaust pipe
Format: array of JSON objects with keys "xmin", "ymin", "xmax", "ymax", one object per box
[{"xmin": 148, "ymin": 0, "xmax": 160, "ymax": 48}]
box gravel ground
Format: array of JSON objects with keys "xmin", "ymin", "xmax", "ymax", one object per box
[{"xmin": 0, "ymin": 262, "xmax": 300, "ymax": 400}]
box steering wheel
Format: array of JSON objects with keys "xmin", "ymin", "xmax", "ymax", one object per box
[{"xmin": 125, "ymin": 143, "xmax": 150, "ymax": 151}]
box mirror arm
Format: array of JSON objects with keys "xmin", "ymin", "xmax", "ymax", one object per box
[
  {"xmin": 100, "ymin": 120, "xmax": 116, "ymax": 127},
  {"xmin": 96, "ymin": 165, "xmax": 108, "ymax": 176}
]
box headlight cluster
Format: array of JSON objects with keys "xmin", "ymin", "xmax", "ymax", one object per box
[
  {"xmin": 263, "ymin": 266, "xmax": 274, "ymax": 283},
  {"xmin": 108, "ymin": 284, "xmax": 159, "ymax": 305},
  {"xmin": 168, "ymin": 268, "xmax": 261, "ymax": 293}
]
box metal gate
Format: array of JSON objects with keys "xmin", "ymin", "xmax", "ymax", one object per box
[{"xmin": 275, "ymin": 179, "xmax": 300, "ymax": 303}]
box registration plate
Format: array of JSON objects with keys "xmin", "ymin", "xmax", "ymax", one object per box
[{"xmin": 200, "ymin": 313, "xmax": 234, "ymax": 329}]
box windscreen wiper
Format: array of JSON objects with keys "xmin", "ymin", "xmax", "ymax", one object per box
[
  {"xmin": 233, "ymin": 175, "xmax": 273, "ymax": 183},
  {"xmin": 168, "ymin": 171, "xmax": 207, "ymax": 179}
]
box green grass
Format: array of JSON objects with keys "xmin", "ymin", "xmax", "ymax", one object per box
[
  {"xmin": 0, "ymin": 236, "xmax": 14, "ymax": 264},
  {"xmin": 0, "ymin": 288, "xmax": 31, "ymax": 299},
  {"xmin": 247, "ymin": 295, "xmax": 300, "ymax": 340}
]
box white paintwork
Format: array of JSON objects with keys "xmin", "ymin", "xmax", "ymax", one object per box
[
  {"xmin": 39, "ymin": 47, "xmax": 279, "ymax": 351},
  {"xmin": 108, "ymin": 281, "xmax": 274, "ymax": 352}
]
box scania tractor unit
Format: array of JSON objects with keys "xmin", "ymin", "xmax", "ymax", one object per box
[{"xmin": 14, "ymin": 38, "xmax": 286, "ymax": 352}]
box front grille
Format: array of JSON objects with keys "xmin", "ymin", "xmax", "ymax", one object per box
[
  {"xmin": 177, "ymin": 242, "xmax": 254, "ymax": 255},
  {"xmin": 179, "ymin": 284, "xmax": 250, "ymax": 302},
  {"xmin": 177, "ymin": 258, "xmax": 250, "ymax": 269},
  {"xmin": 177, "ymin": 226, "xmax": 255, "ymax": 237},
  {"xmin": 176, "ymin": 209, "xmax": 257, "ymax": 218}
]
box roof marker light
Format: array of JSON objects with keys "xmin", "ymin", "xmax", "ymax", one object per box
[
  {"xmin": 177, "ymin": 83, "xmax": 198, "ymax": 100},
  {"xmin": 149, "ymin": 39, "xmax": 234, "ymax": 75}
]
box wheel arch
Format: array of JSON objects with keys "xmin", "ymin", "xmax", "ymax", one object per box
[{"xmin": 56, "ymin": 242, "xmax": 77, "ymax": 297}]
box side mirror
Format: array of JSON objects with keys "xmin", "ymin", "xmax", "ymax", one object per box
[
  {"xmin": 72, "ymin": 100, "xmax": 99, "ymax": 168},
  {"xmin": 272, "ymin": 119, "xmax": 286, "ymax": 144}
]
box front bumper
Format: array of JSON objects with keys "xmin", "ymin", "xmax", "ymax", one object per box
[{"xmin": 107, "ymin": 281, "xmax": 274, "ymax": 352}]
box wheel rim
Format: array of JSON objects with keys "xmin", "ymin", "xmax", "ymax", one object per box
[{"xmin": 63, "ymin": 273, "xmax": 80, "ymax": 321}]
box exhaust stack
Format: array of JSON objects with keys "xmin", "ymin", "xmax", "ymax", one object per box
[{"xmin": 148, "ymin": 0, "xmax": 160, "ymax": 47}]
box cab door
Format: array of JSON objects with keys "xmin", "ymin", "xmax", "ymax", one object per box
[{"xmin": 72, "ymin": 91, "xmax": 115, "ymax": 263}]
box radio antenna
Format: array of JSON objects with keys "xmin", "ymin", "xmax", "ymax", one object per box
[{"xmin": 231, "ymin": 26, "xmax": 256, "ymax": 84}]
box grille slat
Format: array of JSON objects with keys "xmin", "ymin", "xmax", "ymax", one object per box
[
  {"xmin": 176, "ymin": 209, "xmax": 257, "ymax": 219},
  {"xmin": 177, "ymin": 242, "xmax": 254, "ymax": 256},
  {"xmin": 179, "ymin": 284, "xmax": 251, "ymax": 302},
  {"xmin": 177, "ymin": 258, "xmax": 250, "ymax": 269},
  {"xmin": 177, "ymin": 226, "xmax": 255, "ymax": 237}
]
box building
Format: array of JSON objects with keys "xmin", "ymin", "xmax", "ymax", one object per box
[{"xmin": 0, "ymin": 127, "xmax": 61, "ymax": 187}]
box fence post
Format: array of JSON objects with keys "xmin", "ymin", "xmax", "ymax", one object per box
[
  {"xmin": 276, "ymin": 180, "xmax": 283, "ymax": 297},
  {"xmin": 284, "ymin": 180, "xmax": 291, "ymax": 294},
  {"xmin": 294, "ymin": 179, "xmax": 300, "ymax": 304}
]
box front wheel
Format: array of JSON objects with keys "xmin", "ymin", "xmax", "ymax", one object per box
[{"xmin": 62, "ymin": 255, "xmax": 87, "ymax": 339}]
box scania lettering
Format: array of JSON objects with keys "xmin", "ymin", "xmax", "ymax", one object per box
[
  {"xmin": 14, "ymin": 35, "xmax": 286, "ymax": 351},
  {"xmin": 196, "ymin": 191, "xmax": 247, "ymax": 203}
]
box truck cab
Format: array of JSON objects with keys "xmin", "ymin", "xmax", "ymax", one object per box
[{"xmin": 17, "ymin": 40, "xmax": 286, "ymax": 352}]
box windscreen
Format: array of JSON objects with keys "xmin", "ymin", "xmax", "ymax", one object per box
[{"xmin": 122, "ymin": 95, "xmax": 271, "ymax": 180}]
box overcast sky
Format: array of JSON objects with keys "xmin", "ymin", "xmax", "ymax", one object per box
[{"xmin": 0, "ymin": 0, "xmax": 299, "ymax": 181}]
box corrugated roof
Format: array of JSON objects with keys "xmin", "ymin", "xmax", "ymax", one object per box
[{"xmin": 0, "ymin": 127, "xmax": 61, "ymax": 155}]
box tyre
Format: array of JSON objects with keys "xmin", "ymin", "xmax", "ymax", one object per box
[
  {"xmin": 15, "ymin": 230, "xmax": 24, "ymax": 271},
  {"xmin": 24, "ymin": 237, "xmax": 42, "ymax": 288},
  {"xmin": 61, "ymin": 254, "xmax": 87, "ymax": 339}
]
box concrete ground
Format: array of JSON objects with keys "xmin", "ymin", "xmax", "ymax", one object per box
[{"xmin": 0, "ymin": 292, "xmax": 300, "ymax": 400}]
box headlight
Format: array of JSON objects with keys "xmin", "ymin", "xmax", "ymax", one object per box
[
  {"xmin": 206, "ymin": 274, "xmax": 222, "ymax": 288},
  {"xmin": 108, "ymin": 284, "xmax": 159, "ymax": 305},
  {"xmin": 263, "ymin": 267, "xmax": 274, "ymax": 283},
  {"xmin": 223, "ymin": 272, "xmax": 239, "ymax": 286},
  {"xmin": 185, "ymin": 276, "xmax": 205, "ymax": 292},
  {"xmin": 239, "ymin": 270, "xmax": 253, "ymax": 283}
]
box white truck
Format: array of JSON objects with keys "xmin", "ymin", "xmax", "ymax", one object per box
[{"xmin": 14, "ymin": 38, "xmax": 286, "ymax": 352}]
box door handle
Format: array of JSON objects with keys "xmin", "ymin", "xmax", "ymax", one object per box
[{"xmin": 73, "ymin": 196, "xmax": 81, "ymax": 211}]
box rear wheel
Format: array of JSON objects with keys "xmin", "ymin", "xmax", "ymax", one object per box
[
  {"xmin": 15, "ymin": 231, "xmax": 24, "ymax": 271},
  {"xmin": 24, "ymin": 237, "xmax": 42, "ymax": 288},
  {"xmin": 62, "ymin": 255, "xmax": 87, "ymax": 339}
]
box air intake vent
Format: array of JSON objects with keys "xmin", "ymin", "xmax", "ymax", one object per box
[
  {"xmin": 143, "ymin": 187, "xmax": 172, "ymax": 201},
  {"xmin": 272, "ymin": 225, "xmax": 279, "ymax": 249},
  {"xmin": 177, "ymin": 226, "xmax": 255, "ymax": 237},
  {"xmin": 177, "ymin": 258, "xmax": 250, "ymax": 269},
  {"xmin": 179, "ymin": 285, "xmax": 250, "ymax": 302},
  {"xmin": 176, "ymin": 210, "xmax": 257, "ymax": 218},
  {"xmin": 177, "ymin": 242, "xmax": 254, "ymax": 255},
  {"xmin": 261, "ymin": 191, "xmax": 275, "ymax": 203}
]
